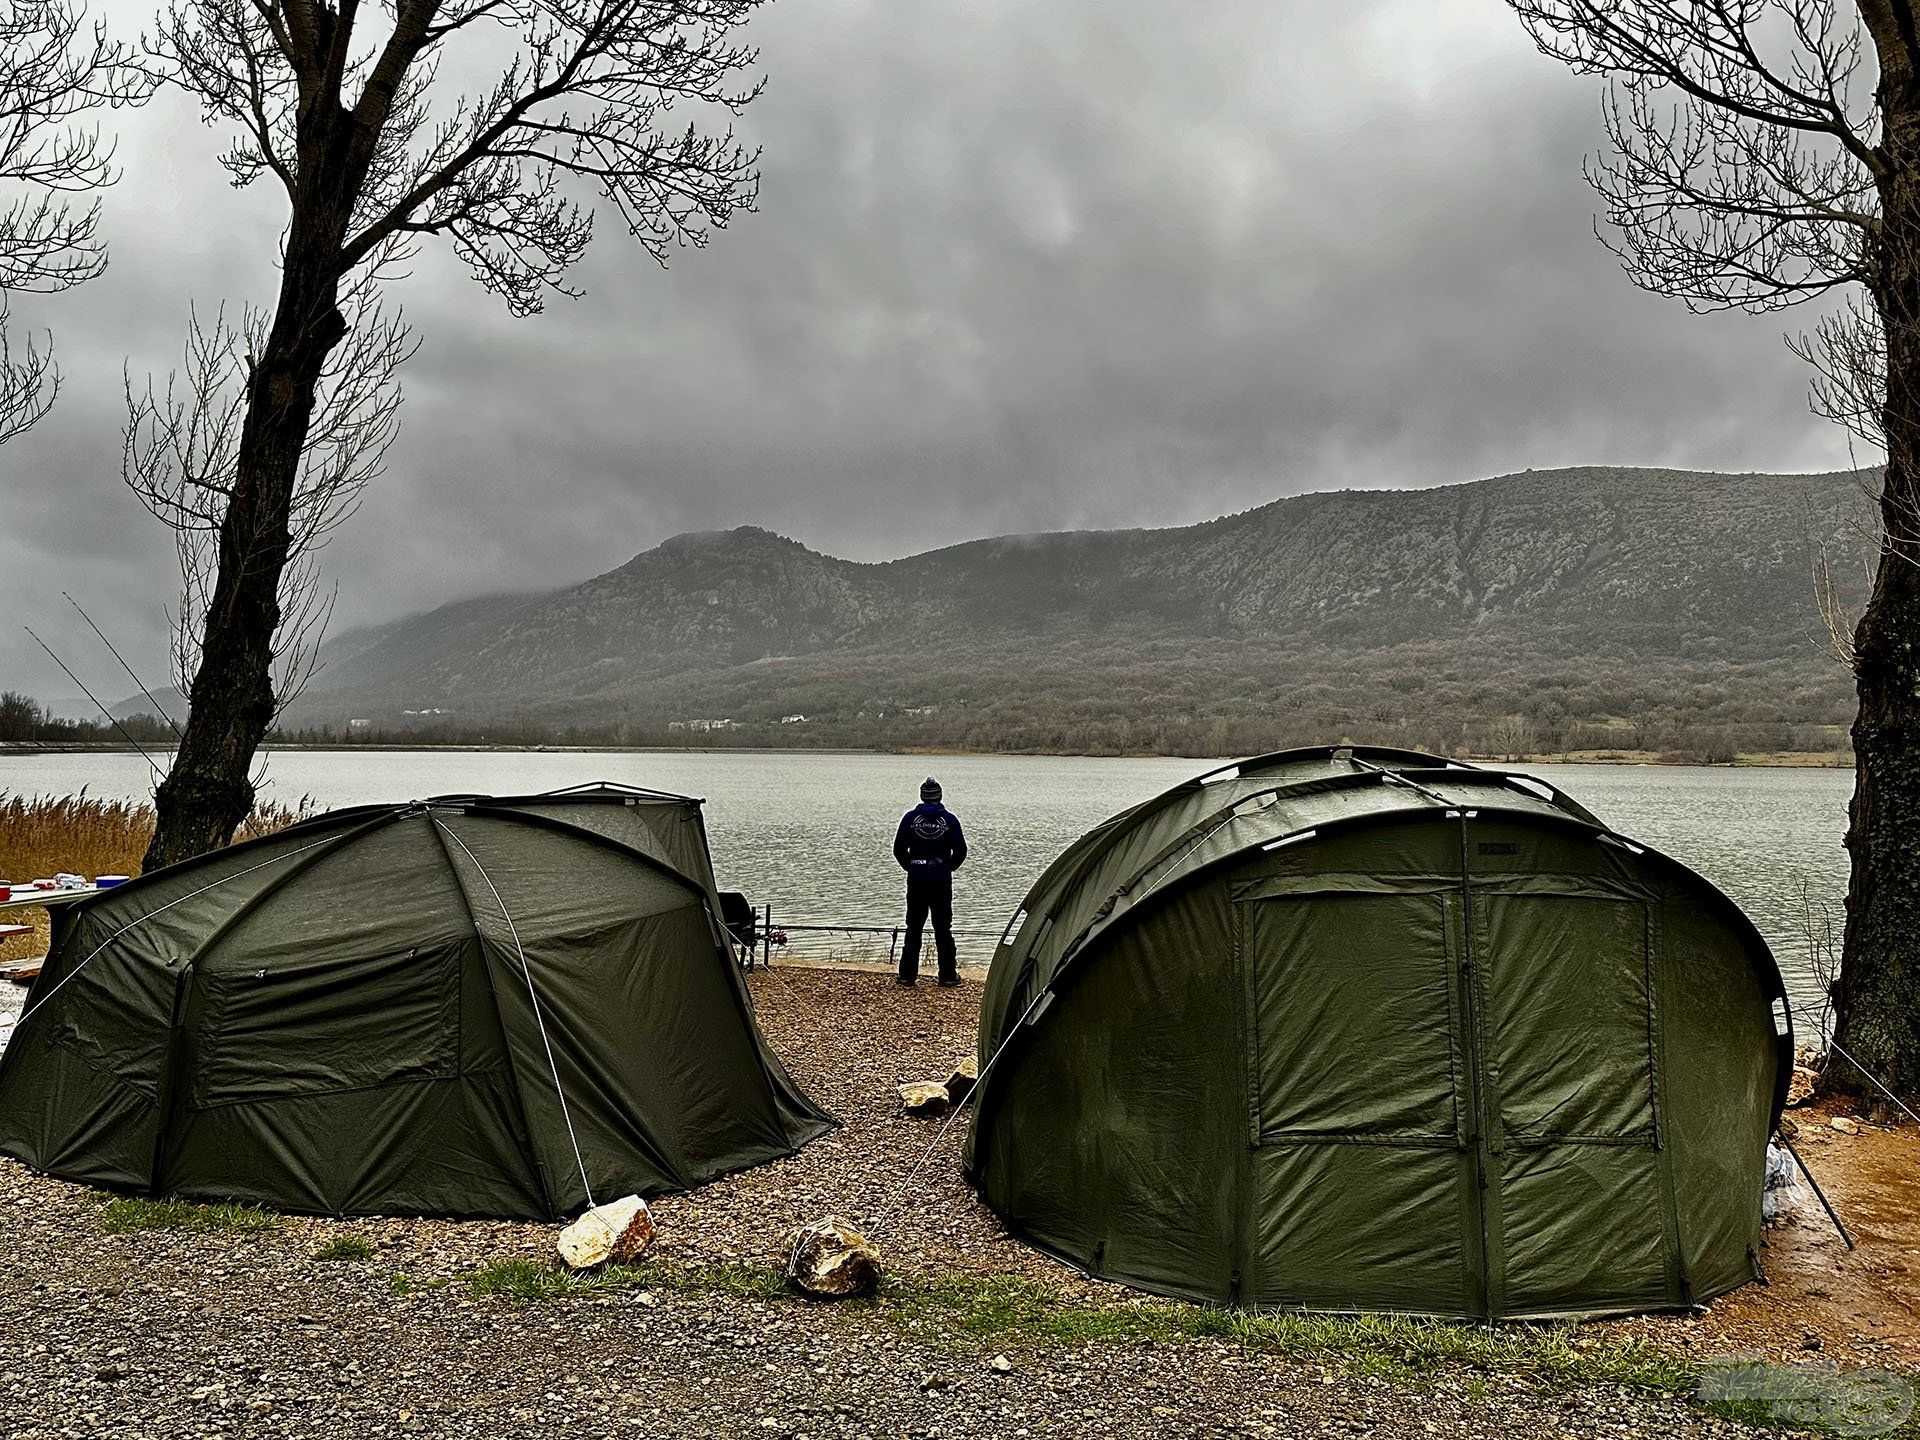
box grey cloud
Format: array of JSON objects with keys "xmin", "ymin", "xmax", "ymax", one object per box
[{"xmin": 0, "ymin": 0, "xmax": 1864, "ymax": 699}]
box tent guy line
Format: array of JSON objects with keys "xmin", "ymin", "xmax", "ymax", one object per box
[
  {"xmin": 1825, "ymin": 1037, "xmax": 1920, "ymax": 1128},
  {"xmin": 0, "ymin": 788, "xmax": 832, "ymax": 1218},
  {"xmin": 865, "ymin": 979, "xmax": 1054, "ymax": 1241},
  {"xmin": 431, "ymin": 813, "xmax": 599, "ymax": 1210}
]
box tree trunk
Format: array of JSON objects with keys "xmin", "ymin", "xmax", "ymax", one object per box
[
  {"xmin": 141, "ymin": 99, "xmax": 360, "ymax": 870},
  {"xmin": 1836, "ymin": 531, "xmax": 1920, "ymax": 1099},
  {"xmin": 141, "ymin": 275, "xmax": 346, "ymax": 871},
  {"xmin": 1829, "ymin": 79, "xmax": 1920, "ymax": 1102}
]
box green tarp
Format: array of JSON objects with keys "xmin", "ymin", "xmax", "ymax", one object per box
[
  {"xmin": 966, "ymin": 747, "xmax": 1790, "ymax": 1319},
  {"xmin": 0, "ymin": 785, "xmax": 831, "ymax": 1218}
]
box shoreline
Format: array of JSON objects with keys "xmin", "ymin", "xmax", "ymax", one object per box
[{"xmin": 0, "ymin": 740, "xmax": 1857, "ymax": 768}]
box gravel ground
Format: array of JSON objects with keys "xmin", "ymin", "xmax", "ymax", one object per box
[
  {"xmin": 0, "ymin": 966, "xmax": 1910, "ymax": 1438},
  {"xmin": 2, "ymin": 1169, "xmax": 1749, "ymax": 1440}
]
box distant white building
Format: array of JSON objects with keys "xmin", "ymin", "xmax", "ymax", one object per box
[
  {"xmin": 673, "ymin": 717, "xmax": 737, "ymax": 733},
  {"xmin": 780, "ymin": 714, "xmax": 807, "ymax": 725},
  {"xmin": 348, "ymin": 718, "xmax": 372, "ymax": 731}
]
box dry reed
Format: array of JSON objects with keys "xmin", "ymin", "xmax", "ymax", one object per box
[{"xmin": 0, "ymin": 792, "xmax": 312, "ymax": 961}]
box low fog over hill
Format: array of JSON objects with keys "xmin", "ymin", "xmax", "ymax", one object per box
[{"xmin": 284, "ymin": 466, "xmax": 1870, "ymax": 756}]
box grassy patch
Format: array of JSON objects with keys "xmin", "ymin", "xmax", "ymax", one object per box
[
  {"xmin": 462, "ymin": 1257, "xmax": 786, "ymax": 1303},
  {"xmin": 458, "ymin": 1259, "xmax": 1681, "ymax": 1391},
  {"xmin": 444, "ymin": 1261, "xmax": 1915, "ymax": 1434},
  {"xmin": 875, "ymin": 1277, "xmax": 1920, "ymax": 1433},
  {"xmin": 101, "ymin": 1197, "xmax": 280, "ymax": 1235},
  {"xmin": 390, "ymin": 1274, "xmax": 451, "ymax": 1295},
  {"xmin": 314, "ymin": 1234, "xmax": 375, "ymax": 1262},
  {"xmin": 878, "ymin": 1276, "xmax": 1690, "ymax": 1389}
]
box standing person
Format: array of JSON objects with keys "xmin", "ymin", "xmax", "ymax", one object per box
[{"xmin": 893, "ymin": 777, "xmax": 967, "ymax": 987}]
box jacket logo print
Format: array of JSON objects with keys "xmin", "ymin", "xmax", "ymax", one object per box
[{"xmin": 911, "ymin": 813, "xmax": 950, "ymax": 840}]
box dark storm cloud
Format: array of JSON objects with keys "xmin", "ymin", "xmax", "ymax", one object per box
[{"xmin": 0, "ymin": 0, "xmax": 1865, "ymax": 698}]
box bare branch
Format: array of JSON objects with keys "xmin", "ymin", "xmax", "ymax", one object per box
[
  {"xmin": 0, "ymin": 300, "xmax": 55, "ymax": 444},
  {"xmin": 0, "ymin": 0, "xmax": 152, "ymax": 439},
  {"xmin": 125, "ymin": 283, "xmax": 414, "ymax": 716},
  {"xmin": 339, "ymin": 0, "xmax": 765, "ymax": 313},
  {"xmin": 136, "ymin": 0, "xmax": 771, "ymax": 864},
  {"xmin": 1510, "ymin": 0, "xmax": 1879, "ymax": 312}
]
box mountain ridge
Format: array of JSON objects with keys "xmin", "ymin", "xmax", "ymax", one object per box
[{"xmin": 287, "ymin": 464, "xmax": 1870, "ymax": 753}]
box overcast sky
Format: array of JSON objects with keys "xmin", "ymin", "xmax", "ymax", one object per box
[{"xmin": 0, "ymin": 0, "xmax": 1870, "ymax": 702}]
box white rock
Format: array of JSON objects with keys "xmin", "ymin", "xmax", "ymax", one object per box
[
  {"xmin": 898, "ymin": 1081, "xmax": 951, "ymax": 1116},
  {"xmin": 556, "ymin": 1195, "xmax": 655, "ymax": 1270}
]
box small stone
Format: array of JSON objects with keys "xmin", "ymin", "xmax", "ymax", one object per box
[
  {"xmin": 1831, "ymin": 1115, "xmax": 1861, "ymax": 1135},
  {"xmin": 898, "ymin": 1081, "xmax": 951, "ymax": 1116},
  {"xmin": 945, "ymin": 1056, "xmax": 980, "ymax": 1105},
  {"xmin": 989, "ymin": 1354, "xmax": 1012, "ymax": 1373}
]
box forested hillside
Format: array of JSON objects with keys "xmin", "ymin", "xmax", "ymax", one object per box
[{"xmin": 287, "ymin": 466, "xmax": 1870, "ymax": 757}]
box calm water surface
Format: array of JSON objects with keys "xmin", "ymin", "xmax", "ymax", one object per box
[{"xmin": 0, "ymin": 750, "xmax": 1851, "ymax": 1017}]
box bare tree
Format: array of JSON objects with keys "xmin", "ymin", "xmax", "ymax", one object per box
[
  {"xmin": 0, "ymin": 0, "xmax": 149, "ymax": 442},
  {"xmin": 124, "ymin": 275, "xmax": 412, "ymax": 718},
  {"xmin": 1505, "ymin": 0, "xmax": 1920, "ymax": 1098},
  {"xmin": 1485, "ymin": 713, "xmax": 1541, "ymax": 762},
  {"xmin": 135, "ymin": 0, "xmax": 770, "ymax": 870}
]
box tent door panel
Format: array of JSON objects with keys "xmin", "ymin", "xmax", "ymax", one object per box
[
  {"xmin": 1246, "ymin": 1143, "xmax": 1472, "ymax": 1311},
  {"xmin": 1477, "ymin": 893, "xmax": 1656, "ymax": 1146},
  {"xmin": 1237, "ymin": 887, "xmax": 1474, "ymax": 1312},
  {"xmin": 1470, "ymin": 886, "xmax": 1674, "ymax": 1312}
]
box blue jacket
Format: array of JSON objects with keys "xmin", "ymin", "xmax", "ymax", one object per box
[{"xmin": 894, "ymin": 803, "xmax": 967, "ymax": 879}]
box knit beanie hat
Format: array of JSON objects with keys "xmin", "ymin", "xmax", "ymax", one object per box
[{"xmin": 920, "ymin": 777, "xmax": 942, "ymax": 803}]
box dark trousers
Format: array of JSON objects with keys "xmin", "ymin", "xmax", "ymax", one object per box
[{"xmin": 900, "ymin": 875, "xmax": 957, "ymax": 982}]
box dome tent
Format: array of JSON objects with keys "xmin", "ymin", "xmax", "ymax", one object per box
[
  {"xmin": 0, "ymin": 786, "xmax": 831, "ymax": 1219},
  {"xmin": 966, "ymin": 747, "xmax": 1791, "ymax": 1320}
]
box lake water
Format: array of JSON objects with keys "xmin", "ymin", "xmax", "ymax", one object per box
[{"xmin": 0, "ymin": 749, "xmax": 1853, "ymax": 1021}]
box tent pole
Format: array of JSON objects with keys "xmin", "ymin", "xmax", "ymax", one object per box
[{"xmin": 1780, "ymin": 1132, "xmax": 1855, "ymax": 1251}]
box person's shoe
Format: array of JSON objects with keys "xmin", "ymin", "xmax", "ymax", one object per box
[
  {"xmin": 936, "ymin": 973, "xmax": 962, "ymax": 988},
  {"xmin": 894, "ymin": 976, "xmax": 918, "ymax": 988}
]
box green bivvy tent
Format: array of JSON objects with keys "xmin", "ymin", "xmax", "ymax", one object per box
[
  {"xmin": 966, "ymin": 748, "xmax": 1791, "ymax": 1320},
  {"xmin": 0, "ymin": 784, "xmax": 832, "ymax": 1218}
]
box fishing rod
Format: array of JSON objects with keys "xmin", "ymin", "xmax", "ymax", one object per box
[
  {"xmin": 62, "ymin": 592, "xmax": 182, "ymax": 739},
  {"xmin": 22, "ymin": 626, "xmax": 165, "ymax": 782}
]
